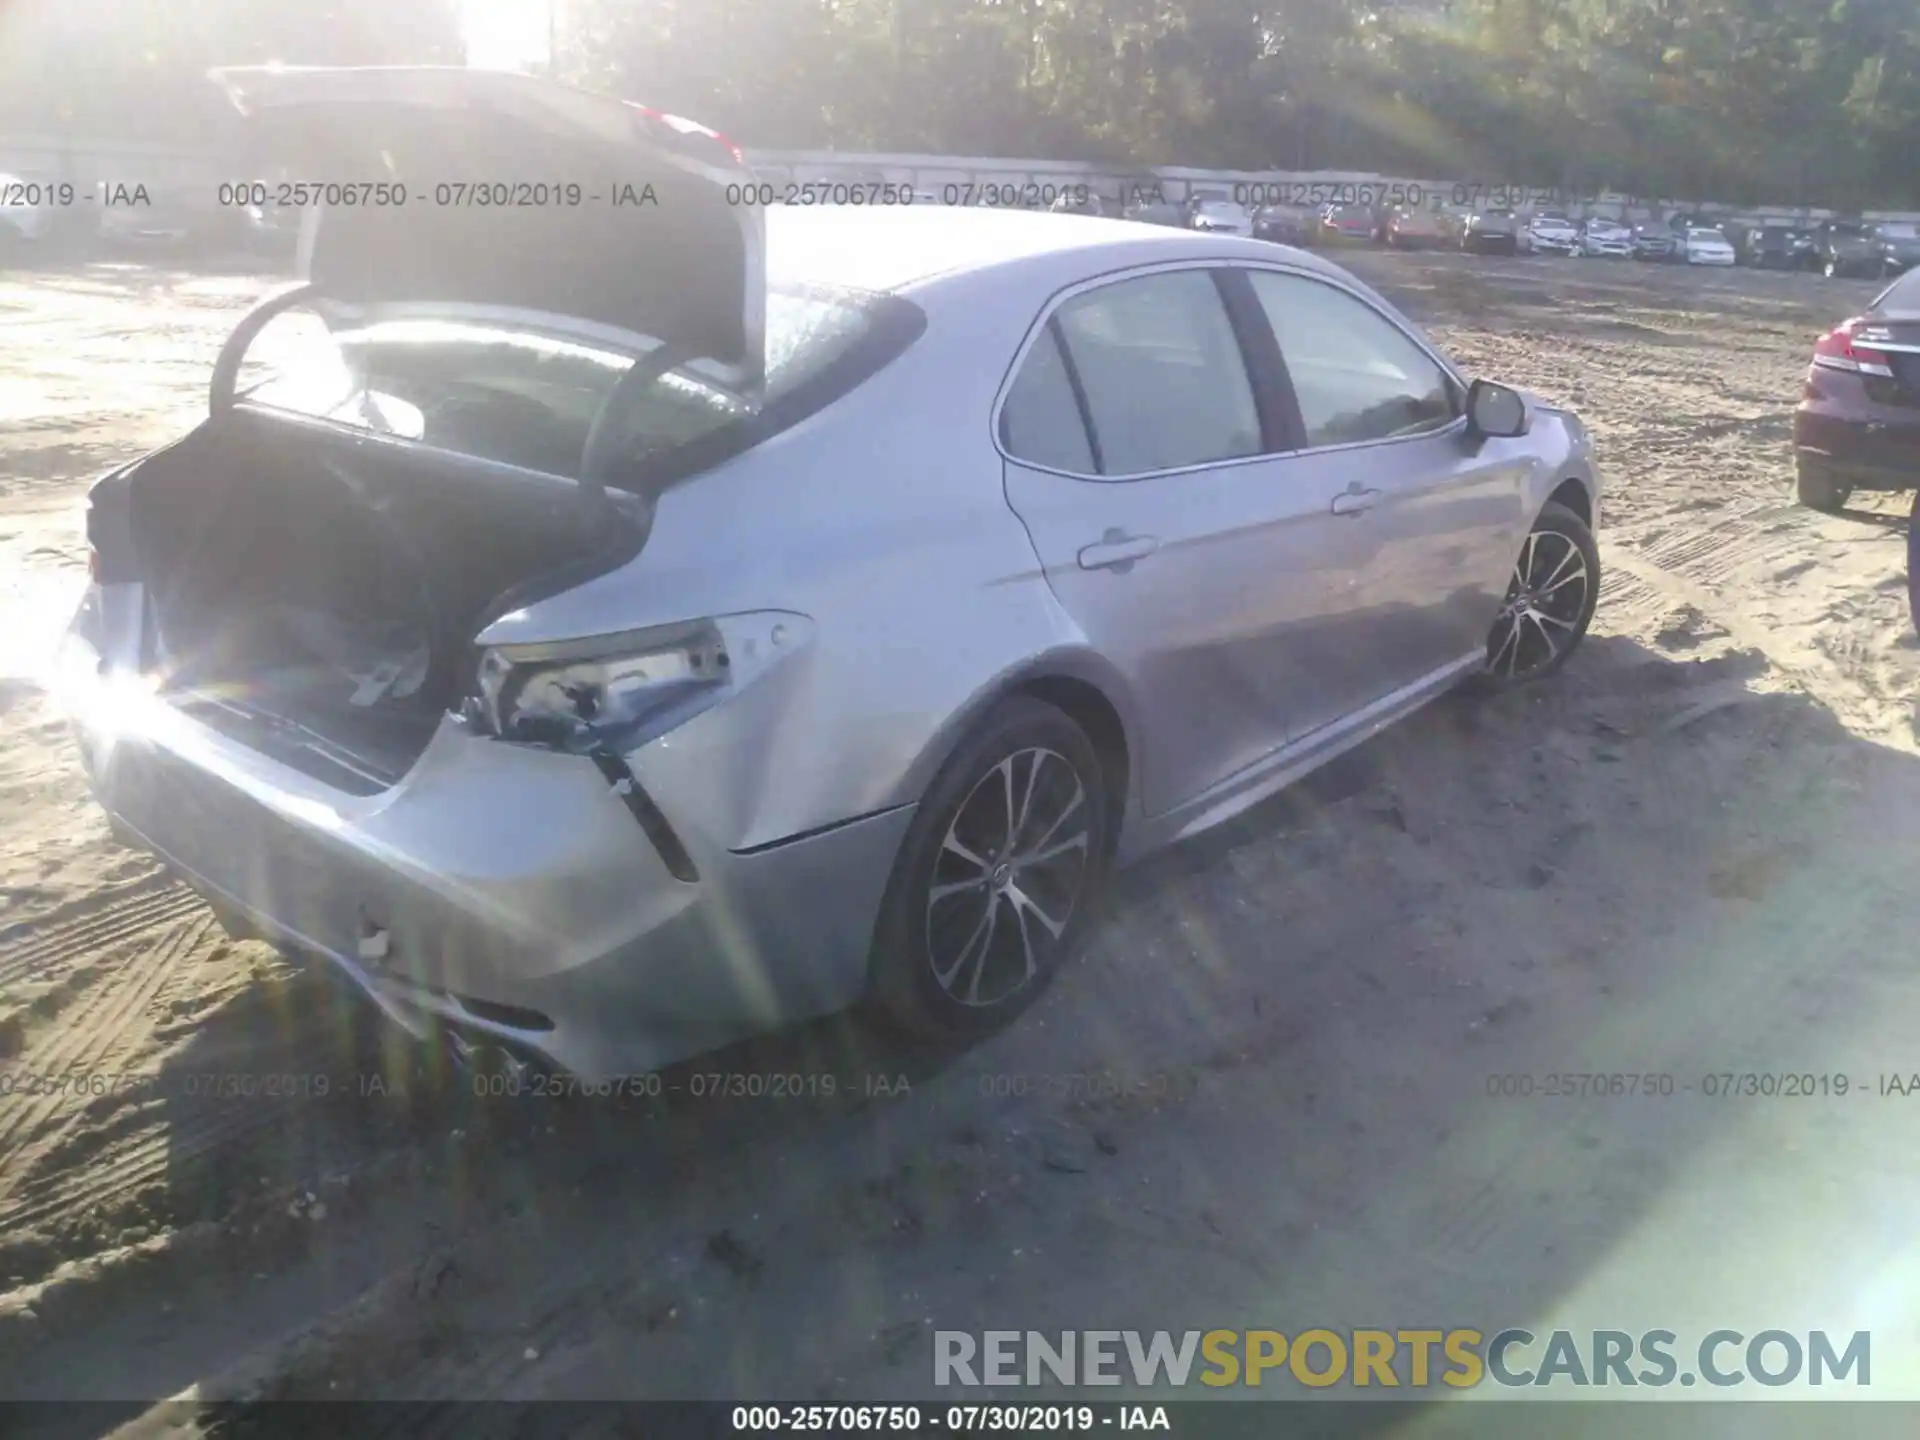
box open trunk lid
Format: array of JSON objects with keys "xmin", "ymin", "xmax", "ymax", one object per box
[{"xmin": 210, "ymin": 65, "xmax": 766, "ymax": 400}]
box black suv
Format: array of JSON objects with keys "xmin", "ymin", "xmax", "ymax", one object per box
[
  {"xmin": 1743, "ymin": 225, "xmax": 1816, "ymax": 270},
  {"xmin": 1813, "ymin": 220, "xmax": 1887, "ymax": 278}
]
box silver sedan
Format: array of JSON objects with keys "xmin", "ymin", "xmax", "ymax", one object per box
[{"xmin": 60, "ymin": 68, "xmax": 1601, "ymax": 1083}]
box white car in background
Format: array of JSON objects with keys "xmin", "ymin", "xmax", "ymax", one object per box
[
  {"xmin": 1525, "ymin": 210, "xmax": 1581, "ymax": 256},
  {"xmin": 1580, "ymin": 217, "xmax": 1634, "ymax": 258},
  {"xmin": 0, "ymin": 171, "xmax": 52, "ymax": 252},
  {"xmin": 1684, "ymin": 226, "xmax": 1736, "ymax": 266},
  {"xmin": 1186, "ymin": 192, "xmax": 1253, "ymax": 237}
]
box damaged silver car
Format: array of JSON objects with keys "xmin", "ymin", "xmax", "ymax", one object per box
[{"xmin": 63, "ymin": 68, "xmax": 1602, "ymax": 1084}]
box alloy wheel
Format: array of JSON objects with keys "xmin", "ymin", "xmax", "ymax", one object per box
[
  {"xmin": 1487, "ymin": 527, "xmax": 1591, "ymax": 680},
  {"xmin": 925, "ymin": 747, "xmax": 1092, "ymax": 1008}
]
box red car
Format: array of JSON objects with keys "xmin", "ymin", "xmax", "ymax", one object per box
[
  {"xmin": 1318, "ymin": 203, "xmax": 1378, "ymax": 246},
  {"xmin": 1793, "ymin": 266, "xmax": 1920, "ymax": 511}
]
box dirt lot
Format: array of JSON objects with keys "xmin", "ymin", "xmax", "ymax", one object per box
[{"xmin": 5, "ymin": 247, "xmax": 1920, "ymax": 1431}]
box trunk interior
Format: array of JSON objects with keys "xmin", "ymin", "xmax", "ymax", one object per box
[{"xmin": 123, "ymin": 408, "xmax": 641, "ymax": 792}]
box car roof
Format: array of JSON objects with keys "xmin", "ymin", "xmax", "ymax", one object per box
[{"xmin": 762, "ymin": 204, "xmax": 1348, "ymax": 295}]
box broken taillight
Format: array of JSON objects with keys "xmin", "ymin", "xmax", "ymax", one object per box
[{"xmin": 1812, "ymin": 319, "xmax": 1894, "ymax": 377}]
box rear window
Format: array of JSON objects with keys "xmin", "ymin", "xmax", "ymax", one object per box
[
  {"xmin": 241, "ymin": 285, "xmax": 922, "ymax": 488},
  {"xmin": 1878, "ymin": 223, "xmax": 1919, "ymax": 239},
  {"xmin": 1872, "ymin": 267, "xmax": 1920, "ymax": 310}
]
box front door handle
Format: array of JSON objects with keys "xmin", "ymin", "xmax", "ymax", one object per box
[
  {"xmin": 1077, "ymin": 531, "xmax": 1160, "ymax": 571},
  {"xmin": 1330, "ymin": 486, "xmax": 1383, "ymax": 517}
]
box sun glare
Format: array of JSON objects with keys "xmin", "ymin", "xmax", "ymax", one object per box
[{"xmin": 460, "ymin": 0, "xmax": 553, "ymax": 71}]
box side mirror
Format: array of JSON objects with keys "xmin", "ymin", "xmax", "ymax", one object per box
[{"xmin": 1465, "ymin": 379, "xmax": 1530, "ymax": 439}]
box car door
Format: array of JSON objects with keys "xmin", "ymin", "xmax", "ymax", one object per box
[
  {"xmin": 1238, "ymin": 266, "xmax": 1530, "ymax": 719},
  {"xmin": 999, "ymin": 265, "xmax": 1381, "ymax": 818}
]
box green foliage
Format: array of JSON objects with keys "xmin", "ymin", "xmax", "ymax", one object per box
[
  {"xmin": 0, "ymin": 0, "xmax": 463, "ymax": 144},
  {"xmin": 2, "ymin": 0, "xmax": 1912, "ymax": 207},
  {"xmin": 559, "ymin": 0, "xmax": 1920, "ymax": 205}
]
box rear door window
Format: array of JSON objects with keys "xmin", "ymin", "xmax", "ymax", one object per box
[{"xmin": 1043, "ymin": 270, "xmax": 1262, "ymax": 476}]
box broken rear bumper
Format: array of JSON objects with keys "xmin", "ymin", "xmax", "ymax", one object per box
[{"xmin": 61, "ymin": 623, "xmax": 913, "ymax": 1082}]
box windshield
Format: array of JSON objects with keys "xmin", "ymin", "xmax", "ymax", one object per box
[
  {"xmin": 1877, "ymin": 222, "xmax": 1919, "ymax": 239},
  {"xmin": 245, "ymin": 287, "xmax": 912, "ymax": 485}
]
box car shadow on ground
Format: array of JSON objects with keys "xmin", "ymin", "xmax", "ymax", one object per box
[
  {"xmin": 1830, "ymin": 501, "xmax": 1911, "ymax": 533},
  {"xmin": 6, "ymin": 628, "xmax": 1917, "ymax": 1420}
]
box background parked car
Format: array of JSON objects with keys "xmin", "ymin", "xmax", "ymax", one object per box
[
  {"xmin": 1250, "ymin": 203, "xmax": 1316, "ymax": 245},
  {"xmin": 1871, "ymin": 221, "xmax": 1920, "ymax": 276},
  {"xmin": 1793, "ymin": 264, "xmax": 1920, "ymax": 511},
  {"xmin": 1184, "ymin": 191, "xmax": 1252, "ymax": 236},
  {"xmin": 1384, "ymin": 205, "xmax": 1446, "ymax": 249},
  {"xmin": 1460, "ymin": 208, "xmax": 1519, "ymax": 254},
  {"xmin": 1123, "ymin": 195, "xmax": 1184, "ymax": 227},
  {"xmin": 1812, "ymin": 219, "xmax": 1884, "ymax": 278},
  {"xmin": 1526, "ymin": 209, "xmax": 1581, "ymax": 256},
  {"xmin": 1050, "ymin": 190, "xmax": 1115, "ymax": 218},
  {"xmin": 1743, "ymin": 224, "xmax": 1816, "ymax": 270},
  {"xmin": 1631, "ymin": 223, "xmax": 1678, "ymax": 261},
  {"xmin": 1579, "ymin": 216, "xmax": 1634, "ymax": 257},
  {"xmin": 1436, "ymin": 206, "xmax": 1473, "ymax": 245},
  {"xmin": 1318, "ymin": 202, "xmax": 1379, "ymax": 246},
  {"xmin": 1683, "ymin": 226, "xmax": 1737, "ymax": 266}
]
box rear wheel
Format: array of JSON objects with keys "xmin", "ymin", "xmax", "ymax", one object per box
[
  {"xmin": 1795, "ymin": 460, "xmax": 1853, "ymax": 512},
  {"xmin": 867, "ymin": 698, "xmax": 1111, "ymax": 1040},
  {"xmin": 1479, "ymin": 501, "xmax": 1599, "ymax": 689}
]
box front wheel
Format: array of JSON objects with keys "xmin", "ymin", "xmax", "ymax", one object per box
[
  {"xmin": 1479, "ymin": 501, "xmax": 1600, "ymax": 688},
  {"xmin": 866, "ymin": 697, "xmax": 1111, "ymax": 1040}
]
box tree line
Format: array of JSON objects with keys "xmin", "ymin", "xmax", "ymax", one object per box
[{"xmin": 3, "ymin": 0, "xmax": 1916, "ymax": 208}]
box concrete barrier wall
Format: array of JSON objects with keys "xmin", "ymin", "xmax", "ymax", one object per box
[
  {"xmin": 7, "ymin": 135, "xmax": 1919, "ymax": 231},
  {"xmin": 745, "ymin": 150, "xmax": 1920, "ymax": 228}
]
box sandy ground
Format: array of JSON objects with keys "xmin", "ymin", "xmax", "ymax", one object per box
[{"xmin": 4, "ymin": 247, "xmax": 1920, "ymax": 1433}]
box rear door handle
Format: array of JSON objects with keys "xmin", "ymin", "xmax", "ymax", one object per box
[
  {"xmin": 1330, "ymin": 486, "xmax": 1383, "ymax": 517},
  {"xmin": 1077, "ymin": 532, "xmax": 1160, "ymax": 571}
]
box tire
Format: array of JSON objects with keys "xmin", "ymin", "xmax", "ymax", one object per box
[
  {"xmin": 866, "ymin": 697, "xmax": 1112, "ymax": 1040},
  {"xmin": 1795, "ymin": 460, "xmax": 1852, "ymax": 512},
  {"xmin": 1478, "ymin": 500, "xmax": 1600, "ymax": 689}
]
